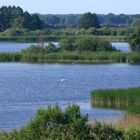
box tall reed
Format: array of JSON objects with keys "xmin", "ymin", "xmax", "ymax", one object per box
[{"xmin": 91, "ymin": 87, "xmax": 140, "ymax": 109}]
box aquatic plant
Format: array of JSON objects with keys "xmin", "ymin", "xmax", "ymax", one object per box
[{"xmin": 91, "ymin": 87, "xmax": 140, "ymax": 109}]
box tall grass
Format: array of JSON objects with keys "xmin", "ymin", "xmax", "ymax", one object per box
[
  {"xmin": 91, "ymin": 87, "xmax": 140, "ymax": 109},
  {"xmin": 0, "ymin": 51, "xmax": 140, "ymax": 64},
  {"xmin": 127, "ymin": 105, "xmax": 140, "ymax": 114},
  {"xmin": 20, "ymin": 52, "xmax": 130, "ymax": 63}
]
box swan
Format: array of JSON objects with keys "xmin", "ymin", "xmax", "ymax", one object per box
[{"xmin": 60, "ymin": 78, "xmax": 66, "ymax": 82}]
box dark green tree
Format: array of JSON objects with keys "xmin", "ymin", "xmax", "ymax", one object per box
[
  {"xmin": 78, "ymin": 12, "xmax": 100, "ymax": 29},
  {"xmin": 129, "ymin": 26, "xmax": 140, "ymax": 51},
  {"xmin": 0, "ymin": 6, "xmax": 42, "ymax": 31},
  {"xmin": 23, "ymin": 11, "xmax": 32, "ymax": 29},
  {"xmin": 45, "ymin": 15, "xmax": 60, "ymax": 25},
  {"xmin": 30, "ymin": 15, "xmax": 42, "ymax": 30},
  {"xmin": 11, "ymin": 16, "xmax": 25, "ymax": 28}
]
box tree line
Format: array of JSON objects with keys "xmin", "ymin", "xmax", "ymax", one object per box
[
  {"xmin": 0, "ymin": 6, "xmax": 140, "ymax": 31},
  {"xmin": 39, "ymin": 13, "xmax": 140, "ymax": 29},
  {"xmin": 0, "ymin": 6, "xmax": 42, "ymax": 31}
]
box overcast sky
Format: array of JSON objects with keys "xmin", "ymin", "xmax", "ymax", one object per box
[{"xmin": 0, "ymin": 0, "xmax": 140, "ymax": 14}]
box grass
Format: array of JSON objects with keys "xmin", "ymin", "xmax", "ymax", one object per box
[
  {"xmin": 91, "ymin": 87, "xmax": 140, "ymax": 110},
  {"xmin": 115, "ymin": 114, "xmax": 140, "ymax": 130},
  {"xmin": 0, "ymin": 51, "xmax": 128, "ymax": 63},
  {"xmin": 0, "ymin": 51, "xmax": 140, "ymax": 64},
  {"xmin": 127, "ymin": 105, "xmax": 140, "ymax": 114},
  {"xmin": 91, "ymin": 87, "xmax": 140, "ymax": 130}
]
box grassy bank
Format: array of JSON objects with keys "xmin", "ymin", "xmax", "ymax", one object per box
[
  {"xmin": 91, "ymin": 87, "xmax": 140, "ymax": 113},
  {"xmin": 116, "ymin": 114, "xmax": 140, "ymax": 130},
  {"xmin": 0, "ymin": 51, "xmax": 140, "ymax": 64}
]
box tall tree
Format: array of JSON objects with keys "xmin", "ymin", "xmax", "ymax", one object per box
[
  {"xmin": 0, "ymin": 6, "xmax": 42, "ymax": 31},
  {"xmin": 30, "ymin": 15, "xmax": 42, "ymax": 30},
  {"xmin": 78, "ymin": 12, "xmax": 100, "ymax": 29}
]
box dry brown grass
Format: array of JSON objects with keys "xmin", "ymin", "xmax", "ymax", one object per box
[{"xmin": 115, "ymin": 114, "xmax": 140, "ymax": 130}]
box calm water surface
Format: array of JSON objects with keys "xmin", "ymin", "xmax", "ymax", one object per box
[
  {"xmin": 112, "ymin": 42, "xmax": 131, "ymax": 52},
  {"xmin": 0, "ymin": 63, "xmax": 140, "ymax": 131}
]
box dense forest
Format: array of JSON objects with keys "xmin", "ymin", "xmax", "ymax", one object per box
[
  {"xmin": 0, "ymin": 6, "xmax": 42, "ymax": 31},
  {"xmin": 38, "ymin": 13, "xmax": 140, "ymax": 29}
]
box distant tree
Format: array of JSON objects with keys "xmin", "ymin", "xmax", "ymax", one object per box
[
  {"xmin": 60, "ymin": 37, "xmax": 76, "ymax": 51},
  {"xmin": 78, "ymin": 12, "xmax": 100, "ymax": 29},
  {"xmin": 131, "ymin": 18, "xmax": 140, "ymax": 27},
  {"xmin": 129, "ymin": 26, "xmax": 140, "ymax": 51},
  {"xmin": 0, "ymin": 6, "xmax": 42, "ymax": 31},
  {"xmin": 45, "ymin": 15, "xmax": 60, "ymax": 25},
  {"xmin": 30, "ymin": 15, "xmax": 42, "ymax": 30},
  {"xmin": 23, "ymin": 11, "xmax": 32, "ymax": 29},
  {"xmin": 11, "ymin": 16, "xmax": 25, "ymax": 28},
  {"xmin": 64, "ymin": 15, "xmax": 78, "ymax": 28},
  {"xmin": 105, "ymin": 13, "xmax": 130, "ymax": 25}
]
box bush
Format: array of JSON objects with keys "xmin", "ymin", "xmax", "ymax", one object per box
[
  {"xmin": 90, "ymin": 123, "xmax": 124, "ymax": 140},
  {"xmin": 76, "ymin": 36, "xmax": 115, "ymax": 52},
  {"xmin": 0, "ymin": 104, "xmax": 89, "ymax": 140},
  {"xmin": 59, "ymin": 36, "xmax": 116, "ymax": 52},
  {"xmin": 126, "ymin": 128, "xmax": 140, "ymax": 140},
  {"xmin": 60, "ymin": 37, "xmax": 77, "ymax": 51},
  {"xmin": 0, "ymin": 104, "xmax": 139, "ymax": 140}
]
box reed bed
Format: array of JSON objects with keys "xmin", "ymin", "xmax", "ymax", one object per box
[
  {"xmin": 0, "ymin": 51, "xmax": 140, "ymax": 64},
  {"xmin": 91, "ymin": 87, "xmax": 140, "ymax": 109}
]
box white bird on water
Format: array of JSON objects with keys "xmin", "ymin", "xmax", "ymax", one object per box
[{"xmin": 61, "ymin": 78, "xmax": 66, "ymax": 82}]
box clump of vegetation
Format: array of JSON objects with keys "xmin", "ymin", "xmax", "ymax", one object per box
[
  {"xmin": 59, "ymin": 36, "xmax": 116, "ymax": 52},
  {"xmin": 78, "ymin": 12, "xmax": 100, "ymax": 29},
  {"xmin": 91, "ymin": 87, "xmax": 140, "ymax": 110},
  {"xmin": 76, "ymin": 36, "xmax": 115, "ymax": 52},
  {"xmin": 126, "ymin": 128, "xmax": 140, "ymax": 140},
  {"xmin": 0, "ymin": 104, "xmax": 90, "ymax": 140},
  {"xmin": 60, "ymin": 37, "xmax": 77, "ymax": 51},
  {"xmin": 0, "ymin": 104, "xmax": 139, "ymax": 140},
  {"xmin": 21, "ymin": 43, "xmax": 59, "ymax": 54},
  {"xmin": 0, "ymin": 51, "xmax": 138, "ymax": 63},
  {"xmin": 0, "ymin": 52, "xmax": 21, "ymax": 62},
  {"xmin": 129, "ymin": 26, "xmax": 140, "ymax": 51},
  {"xmin": 127, "ymin": 105, "xmax": 140, "ymax": 114},
  {"xmin": 90, "ymin": 123, "xmax": 124, "ymax": 140}
]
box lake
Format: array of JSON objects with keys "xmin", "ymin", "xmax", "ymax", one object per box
[
  {"xmin": 0, "ymin": 42, "xmax": 130, "ymax": 52},
  {"xmin": 0, "ymin": 63, "xmax": 140, "ymax": 131},
  {"xmin": 111, "ymin": 42, "xmax": 131, "ymax": 52},
  {"xmin": 0, "ymin": 42, "xmax": 59, "ymax": 52}
]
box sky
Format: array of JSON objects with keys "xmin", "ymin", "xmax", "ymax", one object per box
[{"xmin": 0, "ymin": 0, "xmax": 140, "ymax": 15}]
